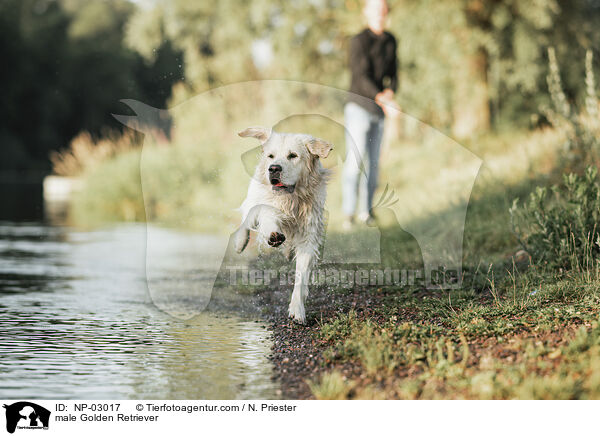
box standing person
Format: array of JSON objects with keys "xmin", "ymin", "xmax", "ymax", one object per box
[{"xmin": 343, "ymin": 0, "xmax": 398, "ymax": 229}]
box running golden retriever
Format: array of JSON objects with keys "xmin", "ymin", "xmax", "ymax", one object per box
[{"xmin": 233, "ymin": 126, "xmax": 333, "ymax": 323}]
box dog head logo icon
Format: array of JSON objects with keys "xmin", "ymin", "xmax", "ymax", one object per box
[{"xmin": 3, "ymin": 402, "xmax": 50, "ymax": 434}]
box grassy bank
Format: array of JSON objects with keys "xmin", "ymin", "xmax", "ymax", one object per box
[
  {"xmin": 306, "ymin": 269, "xmax": 600, "ymax": 399},
  {"xmin": 273, "ymin": 124, "xmax": 600, "ymax": 398},
  {"xmin": 265, "ymin": 169, "xmax": 600, "ymax": 398}
]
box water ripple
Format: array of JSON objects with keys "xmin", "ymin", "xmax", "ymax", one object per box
[{"xmin": 0, "ymin": 223, "xmax": 276, "ymax": 399}]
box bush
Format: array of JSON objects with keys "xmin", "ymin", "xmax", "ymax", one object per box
[
  {"xmin": 70, "ymin": 148, "xmax": 145, "ymax": 225},
  {"xmin": 510, "ymin": 166, "xmax": 600, "ymax": 270},
  {"xmin": 50, "ymin": 130, "xmax": 140, "ymax": 177},
  {"xmin": 50, "ymin": 131, "xmax": 139, "ymax": 177},
  {"xmin": 545, "ymin": 48, "xmax": 600, "ymax": 170}
]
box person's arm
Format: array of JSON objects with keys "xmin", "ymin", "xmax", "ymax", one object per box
[
  {"xmin": 388, "ymin": 36, "xmax": 398, "ymax": 93},
  {"xmin": 377, "ymin": 35, "xmax": 400, "ymax": 115},
  {"xmin": 349, "ymin": 35, "xmax": 380, "ymax": 100}
]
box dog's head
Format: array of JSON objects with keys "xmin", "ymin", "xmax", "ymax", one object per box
[{"xmin": 238, "ymin": 126, "xmax": 333, "ymax": 194}]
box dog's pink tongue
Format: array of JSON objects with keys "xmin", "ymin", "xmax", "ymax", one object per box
[{"xmin": 275, "ymin": 182, "xmax": 284, "ymax": 187}]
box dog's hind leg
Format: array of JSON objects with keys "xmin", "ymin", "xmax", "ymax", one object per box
[{"xmin": 288, "ymin": 246, "xmax": 315, "ymax": 324}]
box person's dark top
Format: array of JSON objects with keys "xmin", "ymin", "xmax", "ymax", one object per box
[{"xmin": 348, "ymin": 28, "xmax": 398, "ymax": 116}]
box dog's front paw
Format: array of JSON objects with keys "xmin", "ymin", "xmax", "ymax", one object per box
[
  {"xmin": 233, "ymin": 228, "xmax": 250, "ymax": 253},
  {"xmin": 288, "ymin": 301, "xmax": 306, "ymax": 324},
  {"xmin": 268, "ymin": 232, "xmax": 286, "ymax": 247}
]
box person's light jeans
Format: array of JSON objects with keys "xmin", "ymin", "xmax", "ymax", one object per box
[{"xmin": 342, "ymin": 102, "xmax": 385, "ymax": 218}]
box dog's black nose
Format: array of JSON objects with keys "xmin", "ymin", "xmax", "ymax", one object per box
[{"xmin": 268, "ymin": 164, "xmax": 282, "ymax": 174}]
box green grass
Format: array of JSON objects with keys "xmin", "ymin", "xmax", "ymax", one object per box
[
  {"xmin": 307, "ymin": 371, "xmax": 355, "ymax": 400},
  {"xmin": 309, "ymin": 260, "xmax": 600, "ymax": 399},
  {"xmin": 303, "ymin": 125, "xmax": 600, "ymax": 398}
]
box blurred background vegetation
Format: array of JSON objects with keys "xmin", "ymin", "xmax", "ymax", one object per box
[
  {"xmin": 3, "ymin": 0, "xmax": 600, "ymax": 175},
  {"xmin": 5, "ymin": 0, "xmax": 600, "ymax": 258}
]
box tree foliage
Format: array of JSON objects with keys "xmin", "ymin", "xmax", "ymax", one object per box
[
  {"xmin": 0, "ymin": 0, "xmax": 182, "ymax": 171},
  {"xmin": 3, "ymin": 0, "xmax": 600, "ymax": 171},
  {"xmin": 126, "ymin": 0, "xmax": 600, "ymax": 135}
]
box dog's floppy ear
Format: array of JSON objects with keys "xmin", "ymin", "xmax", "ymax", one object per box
[
  {"xmin": 306, "ymin": 137, "xmax": 334, "ymax": 159},
  {"xmin": 238, "ymin": 126, "xmax": 271, "ymax": 144}
]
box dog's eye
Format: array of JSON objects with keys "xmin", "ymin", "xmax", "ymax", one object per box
[
  {"xmin": 287, "ymin": 153, "xmax": 298, "ymax": 160},
  {"xmin": 268, "ymin": 154, "xmax": 274, "ymax": 159}
]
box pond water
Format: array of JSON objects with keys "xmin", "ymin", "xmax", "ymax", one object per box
[{"xmin": 0, "ymin": 183, "xmax": 278, "ymax": 400}]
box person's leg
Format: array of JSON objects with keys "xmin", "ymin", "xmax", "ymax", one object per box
[
  {"xmin": 342, "ymin": 103, "xmax": 371, "ymax": 219},
  {"xmin": 365, "ymin": 116, "xmax": 385, "ymax": 216},
  {"xmin": 357, "ymin": 154, "xmax": 368, "ymax": 219}
]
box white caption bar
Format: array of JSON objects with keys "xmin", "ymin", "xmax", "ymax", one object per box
[{"xmin": 0, "ymin": 399, "xmax": 595, "ymax": 436}]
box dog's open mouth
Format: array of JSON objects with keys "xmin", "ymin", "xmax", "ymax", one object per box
[{"xmin": 270, "ymin": 178, "xmax": 295, "ymax": 193}]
